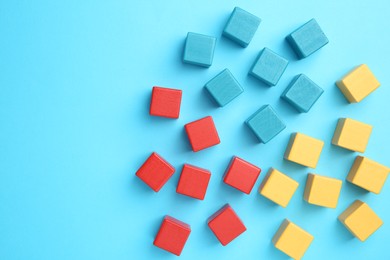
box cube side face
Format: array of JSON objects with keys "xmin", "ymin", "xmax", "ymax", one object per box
[
  {"xmin": 284, "ymin": 133, "xmax": 324, "ymax": 168},
  {"xmin": 184, "ymin": 116, "xmax": 220, "ymax": 152},
  {"xmin": 332, "ymin": 118, "xmax": 372, "ymax": 152},
  {"xmin": 150, "ymin": 87, "xmax": 182, "ymax": 118},
  {"xmin": 305, "ymin": 174, "xmax": 342, "ymax": 208},
  {"xmin": 183, "ymin": 32, "xmax": 216, "ymax": 67},
  {"xmin": 176, "ymin": 164, "xmax": 211, "ymax": 200}
]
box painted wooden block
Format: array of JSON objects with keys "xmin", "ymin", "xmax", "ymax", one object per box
[
  {"xmin": 286, "ymin": 19, "xmax": 329, "ymax": 59},
  {"xmin": 336, "ymin": 64, "xmax": 380, "ymax": 103},
  {"xmin": 338, "ymin": 200, "xmax": 383, "ymax": 242},
  {"xmin": 184, "ymin": 116, "xmax": 220, "ymax": 152},
  {"xmin": 304, "ymin": 173, "xmax": 342, "ymax": 208},
  {"xmin": 284, "ymin": 133, "xmax": 324, "ymax": 168},
  {"xmin": 183, "ymin": 32, "xmax": 216, "ymax": 67},
  {"xmin": 204, "ymin": 69, "xmax": 244, "ymax": 107},
  {"xmin": 150, "ymin": 86, "xmax": 182, "ymax": 118},
  {"xmin": 176, "ymin": 164, "xmax": 211, "ymax": 200}
]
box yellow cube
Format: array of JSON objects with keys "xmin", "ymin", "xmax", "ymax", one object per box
[
  {"xmin": 347, "ymin": 156, "xmax": 390, "ymax": 194},
  {"xmin": 332, "ymin": 118, "xmax": 373, "ymax": 153},
  {"xmin": 272, "ymin": 219, "xmax": 314, "ymax": 259},
  {"xmin": 338, "ymin": 200, "xmax": 383, "ymax": 241},
  {"xmin": 304, "ymin": 173, "xmax": 342, "ymax": 208},
  {"xmin": 284, "ymin": 133, "xmax": 324, "ymax": 168},
  {"xmin": 336, "ymin": 64, "xmax": 380, "ymax": 103}
]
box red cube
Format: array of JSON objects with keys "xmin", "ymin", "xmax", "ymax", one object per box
[
  {"xmin": 176, "ymin": 164, "xmax": 211, "ymax": 200},
  {"xmin": 223, "ymin": 156, "xmax": 261, "ymax": 194},
  {"xmin": 150, "ymin": 86, "xmax": 182, "ymax": 119},
  {"xmin": 207, "ymin": 204, "xmax": 246, "ymax": 246},
  {"xmin": 184, "ymin": 116, "xmax": 220, "ymax": 152},
  {"xmin": 153, "ymin": 216, "xmax": 191, "ymax": 256},
  {"xmin": 135, "ymin": 152, "xmax": 175, "ymax": 192}
]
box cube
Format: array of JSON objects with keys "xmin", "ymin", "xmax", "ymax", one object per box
[
  {"xmin": 304, "ymin": 173, "xmax": 342, "ymax": 208},
  {"xmin": 184, "ymin": 116, "xmax": 220, "ymax": 152},
  {"xmin": 183, "ymin": 32, "xmax": 216, "ymax": 67},
  {"xmin": 176, "ymin": 164, "xmax": 211, "ymax": 200},
  {"xmin": 153, "ymin": 216, "xmax": 191, "ymax": 256},
  {"xmin": 286, "ymin": 19, "xmax": 329, "ymax": 59},
  {"xmin": 284, "ymin": 133, "xmax": 324, "ymax": 168},
  {"xmin": 245, "ymin": 105, "xmax": 286, "ymax": 143},
  {"xmin": 272, "ymin": 219, "xmax": 314, "ymax": 259},
  {"xmin": 207, "ymin": 204, "xmax": 246, "ymax": 246},
  {"xmin": 249, "ymin": 48, "xmax": 288, "ymax": 86},
  {"xmin": 259, "ymin": 168, "xmax": 299, "ymax": 207},
  {"xmin": 281, "ymin": 74, "xmax": 324, "ymax": 113},
  {"xmin": 222, "ymin": 7, "xmax": 261, "ymax": 47},
  {"xmin": 149, "ymin": 86, "xmax": 182, "ymax": 119},
  {"xmin": 135, "ymin": 152, "xmax": 175, "ymax": 192},
  {"xmin": 204, "ymin": 69, "xmax": 244, "ymax": 107},
  {"xmin": 346, "ymin": 156, "xmax": 390, "ymax": 194},
  {"xmin": 223, "ymin": 156, "xmax": 261, "ymax": 194},
  {"xmin": 332, "ymin": 118, "xmax": 373, "ymax": 153},
  {"xmin": 338, "ymin": 200, "xmax": 383, "ymax": 242},
  {"xmin": 336, "ymin": 64, "xmax": 380, "ymax": 103}
]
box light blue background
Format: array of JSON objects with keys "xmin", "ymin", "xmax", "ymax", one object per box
[{"xmin": 1, "ymin": 1, "xmax": 389, "ymax": 259}]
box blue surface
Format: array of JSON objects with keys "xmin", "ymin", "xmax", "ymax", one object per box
[
  {"xmin": 183, "ymin": 32, "xmax": 217, "ymax": 67},
  {"xmin": 1, "ymin": 1, "xmax": 390, "ymax": 259}
]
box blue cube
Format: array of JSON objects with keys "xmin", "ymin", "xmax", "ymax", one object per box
[
  {"xmin": 245, "ymin": 105, "xmax": 286, "ymax": 143},
  {"xmin": 249, "ymin": 48, "xmax": 289, "ymax": 86},
  {"xmin": 183, "ymin": 32, "xmax": 216, "ymax": 67},
  {"xmin": 223, "ymin": 7, "xmax": 261, "ymax": 47},
  {"xmin": 286, "ymin": 19, "xmax": 329, "ymax": 59},
  {"xmin": 281, "ymin": 74, "xmax": 324, "ymax": 113},
  {"xmin": 205, "ymin": 69, "xmax": 243, "ymax": 107}
]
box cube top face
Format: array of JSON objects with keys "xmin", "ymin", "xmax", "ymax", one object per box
[
  {"xmin": 286, "ymin": 19, "xmax": 329, "ymax": 59},
  {"xmin": 153, "ymin": 216, "xmax": 191, "ymax": 256},
  {"xmin": 336, "ymin": 64, "xmax": 380, "ymax": 103},
  {"xmin": 176, "ymin": 164, "xmax": 211, "ymax": 200},
  {"xmin": 184, "ymin": 116, "xmax": 220, "ymax": 152},
  {"xmin": 332, "ymin": 118, "xmax": 373, "ymax": 153},
  {"xmin": 183, "ymin": 32, "xmax": 217, "ymax": 67},
  {"xmin": 284, "ymin": 133, "xmax": 324, "ymax": 168},
  {"xmin": 249, "ymin": 48, "xmax": 289, "ymax": 86},
  {"xmin": 135, "ymin": 152, "xmax": 175, "ymax": 192},
  {"xmin": 246, "ymin": 105, "xmax": 286, "ymax": 143},
  {"xmin": 259, "ymin": 168, "xmax": 299, "ymax": 207},
  {"xmin": 150, "ymin": 86, "xmax": 182, "ymax": 119},
  {"xmin": 223, "ymin": 7, "xmax": 261, "ymax": 47},
  {"xmin": 281, "ymin": 74, "xmax": 324, "ymax": 113},
  {"xmin": 223, "ymin": 156, "xmax": 261, "ymax": 194},
  {"xmin": 205, "ymin": 69, "xmax": 244, "ymax": 107},
  {"xmin": 304, "ymin": 173, "xmax": 342, "ymax": 208}
]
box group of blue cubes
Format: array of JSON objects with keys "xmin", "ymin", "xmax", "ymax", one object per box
[{"xmin": 182, "ymin": 7, "xmax": 328, "ymax": 144}]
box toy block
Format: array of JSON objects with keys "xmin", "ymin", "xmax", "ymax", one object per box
[
  {"xmin": 249, "ymin": 48, "xmax": 288, "ymax": 86},
  {"xmin": 346, "ymin": 156, "xmax": 390, "ymax": 194},
  {"xmin": 183, "ymin": 32, "xmax": 216, "ymax": 67},
  {"xmin": 259, "ymin": 168, "xmax": 299, "ymax": 207},
  {"xmin": 336, "ymin": 64, "xmax": 380, "ymax": 103},
  {"xmin": 149, "ymin": 86, "xmax": 182, "ymax": 119},
  {"xmin": 223, "ymin": 7, "xmax": 261, "ymax": 47},
  {"xmin": 223, "ymin": 156, "xmax": 261, "ymax": 194},
  {"xmin": 207, "ymin": 204, "xmax": 246, "ymax": 246},
  {"xmin": 135, "ymin": 152, "xmax": 175, "ymax": 192},
  {"xmin": 332, "ymin": 118, "xmax": 373, "ymax": 153},
  {"xmin": 281, "ymin": 74, "xmax": 324, "ymax": 113},
  {"xmin": 286, "ymin": 19, "xmax": 329, "ymax": 59},
  {"xmin": 153, "ymin": 216, "xmax": 191, "ymax": 256},
  {"xmin": 338, "ymin": 200, "xmax": 383, "ymax": 241},
  {"xmin": 304, "ymin": 173, "xmax": 342, "ymax": 208},
  {"xmin": 245, "ymin": 105, "xmax": 286, "ymax": 143},
  {"xmin": 284, "ymin": 133, "xmax": 324, "ymax": 168},
  {"xmin": 176, "ymin": 164, "xmax": 211, "ymax": 200},
  {"xmin": 184, "ymin": 116, "xmax": 220, "ymax": 152},
  {"xmin": 204, "ymin": 69, "xmax": 244, "ymax": 107},
  {"xmin": 272, "ymin": 219, "xmax": 314, "ymax": 259}
]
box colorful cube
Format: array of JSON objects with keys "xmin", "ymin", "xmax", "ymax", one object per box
[
  {"xmin": 336, "ymin": 64, "xmax": 380, "ymax": 103},
  {"xmin": 207, "ymin": 204, "xmax": 246, "ymax": 246},
  {"xmin": 284, "ymin": 133, "xmax": 324, "ymax": 168},
  {"xmin": 245, "ymin": 105, "xmax": 286, "ymax": 143},
  {"xmin": 338, "ymin": 200, "xmax": 383, "ymax": 242},
  {"xmin": 183, "ymin": 32, "xmax": 216, "ymax": 67},
  {"xmin": 286, "ymin": 19, "xmax": 329, "ymax": 59},
  {"xmin": 223, "ymin": 156, "xmax": 261, "ymax": 194},
  {"xmin": 346, "ymin": 156, "xmax": 390, "ymax": 194},
  {"xmin": 332, "ymin": 118, "xmax": 373, "ymax": 153},
  {"xmin": 149, "ymin": 86, "xmax": 182, "ymax": 119},
  {"xmin": 184, "ymin": 116, "xmax": 220, "ymax": 152},
  {"xmin": 304, "ymin": 173, "xmax": 342, "ymax": 208},
  {"xmin": 135, "ymin": 152, "xmax": 175, "ymax": 192},
  {"xmin": 204, "ymin": 69, "xmax": 244, "ymax": 107},
  {"xmin": 176, "ymin": 164, "xmax": 211, "ymax": 200}
]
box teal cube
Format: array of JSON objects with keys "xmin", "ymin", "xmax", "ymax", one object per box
[{"xmin": 183, "ymin": 32, "xmax": 216, "ymax": 67}]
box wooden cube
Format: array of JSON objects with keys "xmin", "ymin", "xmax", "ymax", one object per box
[
  {"xmin": 304, "ymin": 173, "xmax": 342, "ymax": 208},
  {"xmin": 284, "ymin": 133, "xmax": 324, "ymax": 168},
  {"xmin": 176, "ymin": 164, "xmax": 211, "ymax": 200},
  {"xmin": 183, "ymin": 32, "xmax": 216, "ymax": 67},
  {"xmin": 150, "ymin": 86, "xmax": 182, "ymax": 119},
  {"xmin": 184, "ymin": 116, "xmax": 220, "ymax": 152}
]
